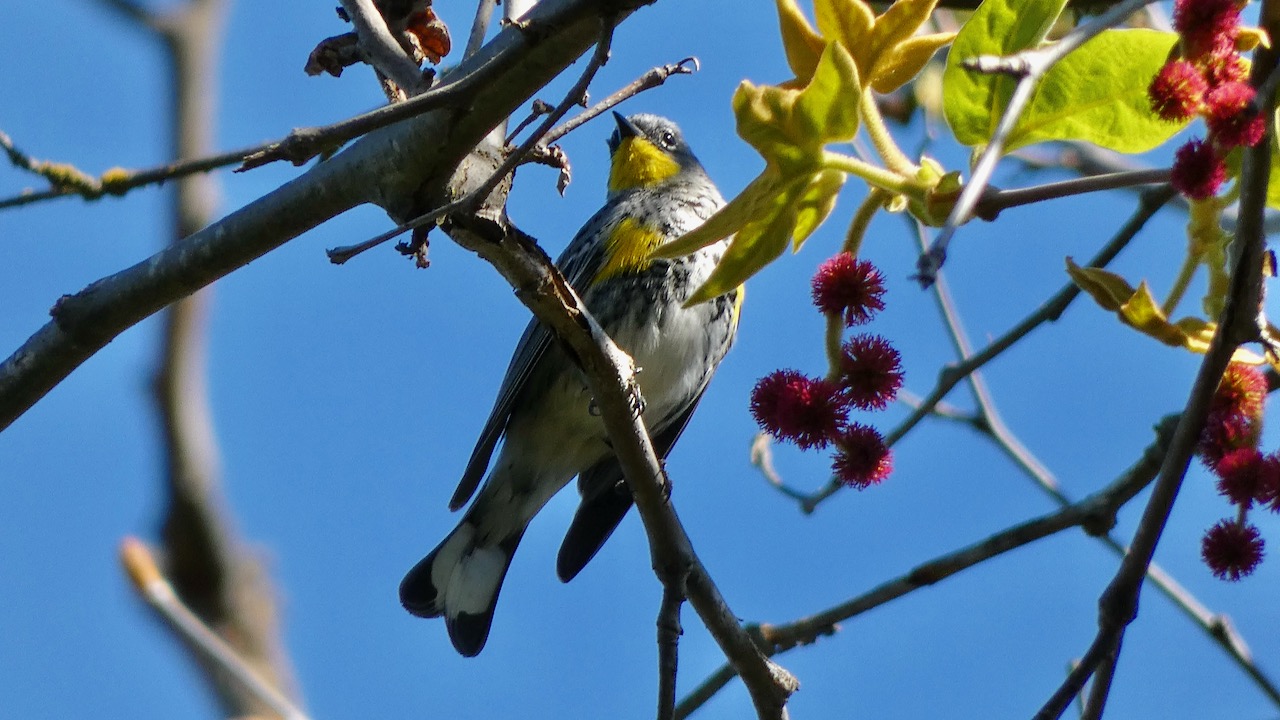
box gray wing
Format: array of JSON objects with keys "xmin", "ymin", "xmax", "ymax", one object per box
[{"xmin": 448, "ymin": 210, "xmax": 615, "ymax": 510}]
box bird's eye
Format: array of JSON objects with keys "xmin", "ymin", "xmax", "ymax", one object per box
[{"xmin": 660, "ymin": 131, "xmax": 677, "ymax": 148}]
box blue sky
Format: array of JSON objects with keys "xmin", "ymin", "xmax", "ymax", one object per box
[{"xmin": 4, "ymin": 1, "xmax": 1280, "ymax": 718}]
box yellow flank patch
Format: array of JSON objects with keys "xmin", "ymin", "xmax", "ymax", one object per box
[
  {"xmin": 593, "ymin": 217, "xmax": 665, "ymax": 284},
  {"xmin": 731, "ymin": 284, "xmax": 745, "ymax": 331},
  {"xmin": 608, "ymin": 137, "xmax": 681, "ymax": 193}
]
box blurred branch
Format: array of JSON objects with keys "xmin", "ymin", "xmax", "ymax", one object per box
[
  {"xmin": 677, "ymin": 414, "xmax": 1177, "ymax": 718},
  {"xmin": 135, "ymin": 0, "xmax": 299, "ymax": 716},
  {"xmin": 119, "ymin": 539, "xmax": 307, "ymax": 720},
  {"xmin": 0, "ymin": 141, "xmax": 263, "ymax": 211},
  {"xmin": 1035, "ymin": 15, "xmax": 1279, "ymax": 716}
]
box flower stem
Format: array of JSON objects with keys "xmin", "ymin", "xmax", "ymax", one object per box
[
  {"xmin": 822, "ymin": 151, "xmax": 918, "ymax": 197},
  {"xmin": 859, "ymin": 89, "xmax": 917, "ymax": 176}
]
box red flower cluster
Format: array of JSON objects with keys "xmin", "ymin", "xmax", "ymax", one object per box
[
  {"xmin": 1198, "ymin": 362, "xmax": 1267, "ymax": 467},
  {"xmin": 1148, "ymin": 0, "xmax": 1262, "ymax": 199},
  {"xmin": 749, "ymin": 253, "xmax": 900, "ymax": 488},
  {"xmin": 1196, "ymin": 362, "xmax": 1275, "ymax": 580},
  {"xmin": 1202, "ymin": 519, "xmax": 1265, "ymax": 581},
  {"xmin": 811, "ymin": 253, "xmax": 886, "ymax": 327}
]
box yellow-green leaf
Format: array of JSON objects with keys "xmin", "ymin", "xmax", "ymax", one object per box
[
  {"xmin": 871, "ymin": 32, "xmax": 956, "ymax": 94},
  {"xmin": 1117, "ymin": 280, "xmax": 1186, "ymax": 346},
  {"xmin": 814, "ymin": 0, "xmax": 875, "ymax": 72},
  {"xmin": 1065, "ymin": 258, "xmax": 1137, "ymax": 310},
  {"xmin": 685, "ymin": 183, "xmax": 799, "ymax": 304},
  {"xmin": 868, "ymin": 0, "xmax": 940, "ymax": 64},
  {"xmin": 793, "ymin": 42, "xmax": 862, "ymax": 147},
  {"xmin": 793, "ymin": 169, "xmax": 846, "ymax": 248},
  {"xmin": 733, "ymin": 82, "xmax": 808, "ymax": 169},
  {"xmin": 1267, "ymin": 126, "xmax": 1280, "ymax": 208},
  {"xmin": 776, "ymin": 0, "xmax": 824, "ymax": 82},
  {"xmin": 653, "ymin": 173, "xmax": 781, "ymax": 258}
]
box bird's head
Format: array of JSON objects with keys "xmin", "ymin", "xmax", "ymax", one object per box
[{"xmin": 606, "ymin": 113, "xmax": 705, "ymax": 195}]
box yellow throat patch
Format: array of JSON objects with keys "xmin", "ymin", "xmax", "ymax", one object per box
[
  {"xmin": 608, "ymin": 136, "xmax": 681, "ymax": 193},
  {"xmin": 593, "ymin": 217, "xmax": 665, "ymax": 284}
]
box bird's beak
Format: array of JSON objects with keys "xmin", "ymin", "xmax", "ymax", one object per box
[{"xmin": 612, "ymin": 111, "xmax": 642, "ymax": 139}]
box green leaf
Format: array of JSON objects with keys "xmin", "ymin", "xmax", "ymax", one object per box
[
  {"xmin": 1003, "ymin": 29, "xmax": 1183, "ymax": 152},
  {"xmin": 943, "ymin": 0, "xmax": 1067, "ymax": 145}
]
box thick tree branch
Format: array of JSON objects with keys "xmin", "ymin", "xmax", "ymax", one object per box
[{"xmin": 0, "ymin": 0, "xmax": 654, "ymax": 432}]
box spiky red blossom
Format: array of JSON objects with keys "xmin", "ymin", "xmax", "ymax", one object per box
[
  {"xmin": 1202, "ymin": 50, "xmax": 1249, "ymax": 87},
  {"xmin": 1214, "ymin": 362, "xmax": 1268, "ymax": 420},
  {"xmin": 1201, "ymin": 519, "xmax": 1264, "ymax": 580},
  {"xmin": 811, "ymin": 253, "xmax": 886, "ymax": 327},
  {"xmin": 1171, "ymin": 138, "xmax": 1227, "ymax": 200},
  {"xmin": 1205, "ymin": 81, "xmax": 1265, "ymax": 147},
  {"xmin": 832, "ymin": 423, "xmax": 892, "ymax": 488},
  {"xmin": 1173, "ymin": 0, "xmax": 1241, "ymax": 58},
  {"xmin": 1198, "ymin": 409, "xmax": 1260, "ymax": 469},
  {"xmin": 1214, "ymin": 448, "xmax": 1279, "ymax": 507},
  {"xmin": 1148, "ymin": 60, "xmax": 1208, "ymax": 122},
  {"xmin": 750, "ymin": 369, "xmax": 849, "ymax": 449},
  {"xmin": 839, "ymin": 334, "xmax": 904, "ymax": 410}
]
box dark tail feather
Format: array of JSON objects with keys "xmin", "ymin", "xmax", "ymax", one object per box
[
  {"xmin": 556, "ymin": 393, "xmax": 709, "ymax": 582},
  {"xmin": 556, "ymin": 477, "xmax": 634, "ymax": 582},
  {"xmin": 400, "ymin": 522, "xmax": 524, "ymax": 657}
]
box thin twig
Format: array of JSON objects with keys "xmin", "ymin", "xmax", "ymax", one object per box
[
  {"xmin": 0, "ymin": 138, "xmax": 260, "ymax": 211},
  {"xmin": 1080, "ymin": 634, "xmax": 1122, "ymax": 720},
  {"xmin": 538, "ymin": 57, "xmax": 699, "ymax": 148},
  {"xmin": 339, "ymin": 0, "xmax": 426, "ymax": 94},
  {"xmin": 656, "ymin": 574, "xmax": 686, "ymax": 720},
  {"xmin": 675, "ymin": 415, "xmax": 1176, "ymax": 718},
  {"xmin": 465, "ymin": 0, "xmax": 498, "ymax": 58},
  {"xmin": 119, "ymin": 539, "xmax": 309, "ymax": 720},
  {"xmin": 916, "ymin": 0, "xmax": 1160, "ymax": 285},
  {"xmin": 974, "ymin": 168, "xmax": 1172, "ymax": 219},
  {"xmin": 328, "ymin": 15, "xmax": 620, "ymax": 263}
]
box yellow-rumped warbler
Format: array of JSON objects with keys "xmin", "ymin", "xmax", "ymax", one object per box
[{"xmin": 400, "ymin": 112, "xmax": 741, "ymax": 656}]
